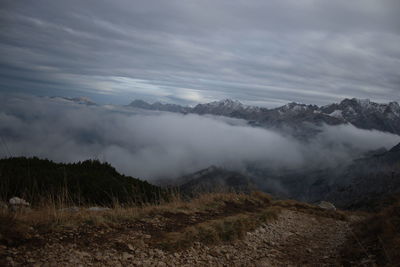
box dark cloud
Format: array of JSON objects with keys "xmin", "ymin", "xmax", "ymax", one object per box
[
  {"xmin": 0, "ymin": 0, "xmax": 399, "ymax": 106},
  {"xmin": 0, "ymin": 94, "xmax": 399, "ymax": 180}
]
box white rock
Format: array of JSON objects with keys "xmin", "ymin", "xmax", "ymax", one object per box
[
  {"xmin": 317, "ymin": 201, "xmax": 336, "ymax": 211},
  {"xmin": 60, "ymin": 206, "xmax": 80, "ymax": 212},
  {"xmin": 9, "ymin": 197, "xmax": 30, "ymax": 206},
  {"xmin": 87, "ymin": 206, "xmax": 110, "ymax": 211}
]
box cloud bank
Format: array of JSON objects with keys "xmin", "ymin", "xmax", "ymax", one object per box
[{"xmin": 0, "ymin": 94, "xmax": 399, "ymax": 180}]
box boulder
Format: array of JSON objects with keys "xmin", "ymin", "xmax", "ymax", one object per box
[
  {"xmin": 9, "ymin": 197, "xmax": 31, "ymax": 212},
  {"xmin": 88, "ymin": 206, "xmax": 111, "ymax": 211},
  {"xmin": 60, "ymin": 206, "xmax": 80, "ymax": 212},
  {"xmin": 9, "ymin": 197, "xmax": 30, "ymax": 206},
  {"xmin": 317, "ymin": 201, "xmax": 336, "ymax": 211}
]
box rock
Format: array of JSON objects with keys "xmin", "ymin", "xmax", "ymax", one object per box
[
  {"xmin": 127, "ymin": 244, "xmax": 135, "ymax": 251},
  {"xmin": 122, "ymin": 252, "xmax": 134, "ymax": 260},
  {"xmin": 76, "ymin": 251, "xmax": 91, "ymax": 258},
  {"xmin": 7, "ymin": 257, "xmax": 16, "ymax": 267},
  {"xmin": 142, "ymin": 234, "xmax": 151, "ymax": 239},
  {"xmin": 9, "ymin": 197, "xmax": 30, "ymax": 206},
  {"xmin": 60, "ymin": 206, "xmax": 80, "ymax": 212},
  {"xmin": 87, "ymin": 206, "xmax": 110, "ymax": 212},
  {"xmin": 154, "ymin": 249, "xmax": 164, "ymax": 257},
  {"xmin": 265, "ymin": 240, "xmax": 275, "ymax": 246},
  {"xmin": 317, "ymin": 201, "xmax": 336, "ymax": 211},
  {"xmin": 9, "ymin": 197, "xmax": 31, "ymax": 212}
]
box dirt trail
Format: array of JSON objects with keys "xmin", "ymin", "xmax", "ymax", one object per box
[
  {"xmin": 1, "ymin": 209, "xmax": 353, "ymax": 266},
  {"xmin": 253, "ymin": 209, "xmax": 351, "ymax": 266}
]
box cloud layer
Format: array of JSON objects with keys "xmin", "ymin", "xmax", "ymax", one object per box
[
  {"xmin": 0, "ymin": 94, "xmax": 399, "ymax": 180},
  {"xmin": 0, "ymin": 0, "xmax": 399, "ymax": 106}
]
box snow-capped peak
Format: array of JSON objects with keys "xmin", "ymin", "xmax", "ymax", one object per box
[
  {"xmin": 219, "ymin": 99, "xmax": 242, "ymax": 107},
  {"xmin": 205, "ymin": 99, "xmax": 244, "ymax": 110},
  {"xmin": 329, "ymin": 110, "xmax": 343, "ymax": 119}
]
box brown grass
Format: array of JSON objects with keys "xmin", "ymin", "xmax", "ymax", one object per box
[
  {"xmin": 0, "ymin": 192, "xmax": 275, "ymax": 247},
  {"xmin": 273, "ymin": 199, "xmax": 348, "ymax": 221},
  {"xmin": 157, "ymin": 206, "xmax": 281, "ymax": 250},
  {"xmin": 341, "ymin": 197, "xmax": 400, "ymax": 266}
]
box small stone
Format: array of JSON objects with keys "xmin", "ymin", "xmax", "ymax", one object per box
[
  {"xmin": 60, "ymin": 206, "xmax": 80, "ymax": 212},
  {"xmin": 9, "ymin": 197, "xmax": 30, "ymax": 206},
  {"xmin": 77, "ymin": 251, "xmax": 91, "ymax": 257},
  {"xmin": 127, "ymin": 244, "xmax": 135, "ymax": 251},
  {"xmin": 88, "ymin": 206, "xmax": 110, "ymax": 212},
  {"xmin": 122, "ymin": 252, "xmax": 134, "ymax": 260},
  {"xmin": 6, "ymin": 256, "xmax": 13, "ymax": 262}
]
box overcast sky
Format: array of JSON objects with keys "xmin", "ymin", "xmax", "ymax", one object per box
[{"xmin": 1, "ymin": 0, "xmax": 399, "ymax": 107}]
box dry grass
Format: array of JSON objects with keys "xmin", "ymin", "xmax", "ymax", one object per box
[
  {"xmin": 341, "ymin": 198, "xmax": 400, "ymax": 266},
  {"xmin": 157, "ymin": 206, "xmax": 281, "ymax": 250},
  {"xmin": 273, "ymin": 199, "xmax": 348, "ymax": 221},
  {"xmin": 0, "ymin": 192, "xmax": 275, "ymax": 247}
]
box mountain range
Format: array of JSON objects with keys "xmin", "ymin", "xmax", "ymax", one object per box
[{"xmin": 128, "ymin": 98, "xmax": 400, "ymax": 136}]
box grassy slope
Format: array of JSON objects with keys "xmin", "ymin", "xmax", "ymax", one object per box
[{"xmin": 341, "ymin": 194, "xmax": 400, "ymax": 266}]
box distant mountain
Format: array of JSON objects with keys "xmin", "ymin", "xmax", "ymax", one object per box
[
  {"xmin": 128, "ymin": 99, "xmax": 190, "ymax": 113},
  {"xmin": 321, "ymin": 142, "xmax": 400, "ymax": 210},
  {"xmin": 165, "ymin": 140, "xmax": 400, "ymax": 209},
  {"xmin": 51, "ymin": 96, "xmax": 97, "ymax": 106},
  {"xmin": 232, "ymin": 141, "xmax": 400, "ymax": 210},
  {"xmin": 320, "ymin": 98, "xmax": 400, "ymax": 134},
  {"xmin": 128, "ymin": 98, "xmax": 400, "ymax": 136}
]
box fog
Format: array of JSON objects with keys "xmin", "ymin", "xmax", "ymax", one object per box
[{"xmin": 0, "ymin": 94, "xmax": 399, "ymax": 180}]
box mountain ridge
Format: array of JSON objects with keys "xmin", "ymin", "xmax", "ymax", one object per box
[{"xmin": 128, "ymin": 98, "xmax": 400, "ymax": 135}]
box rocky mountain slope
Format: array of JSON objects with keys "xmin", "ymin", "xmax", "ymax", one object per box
[
  {"xmin": 259, "ymin": 141, "xmax": 400, "ymax": 210},
  {"xmin": 161, "ymin": 141, "xmax": 400, "ymax": 211},
  {"xmin": 322, "ymin": 141, "xmax": 400, "ymax": 210},
  {"xmin": 128, "ymin": 98, "xmax": 400, "ymax": 136}
]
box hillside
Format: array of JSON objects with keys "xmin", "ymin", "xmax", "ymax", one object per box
[
  {"xmin": 323, "ymin": 142, "xmax": 400, "ymax": 210},
  {"xmin": 246, "ymin": 142, "xmax": 400, "ymax": 211},
  {"xmin": 163, "ymin": 166, "xmax": 256, "ymax": 197},
  {"xmin": 0, "ymin": 157, "xmax": 167, "ymax": 206}
]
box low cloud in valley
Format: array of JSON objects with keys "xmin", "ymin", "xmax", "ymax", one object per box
[{"xmin": 0, "ymin": 94, "xmax": 399, "ymax": 180}]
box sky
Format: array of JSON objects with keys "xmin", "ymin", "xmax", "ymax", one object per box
[{"xmin": 0, "ymin": 0, "xmax": 399, "ymax": 107}]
